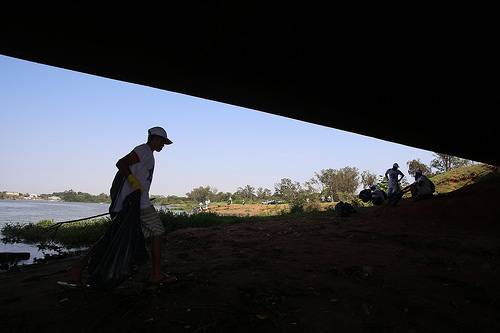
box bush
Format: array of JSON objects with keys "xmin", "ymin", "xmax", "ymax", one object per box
[
  {"xmin": 289, "ymin": 203, "xmax": 304, "ymax": 214},
  {"xmin": 157, "ymin": 210, "xmax": 258, "ymax": 233},
  {"xmin": 303, "ymin": 201, "xmax": 321, "ymax": 213},
  {"xmin": 337, "ymin": 192, "xmax": 356, "ymax": 203},
  {"xmin": 1, "ymin": 218, "xmax": 111, "ymax": 247}
]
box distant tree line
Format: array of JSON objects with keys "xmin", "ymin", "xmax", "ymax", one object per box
[
  {"xmin": 406, "ymin": 153, "xmax": 472, "ymax": 177},
  {"xmin": 176, "ymin": 153, "xmax": 474, "ymax": 206},
  {"xmin": 0, "ymin": 190, "xmax": 110, "ymax": 203},
  {"xmin": 40, "ymin": 190, "xmax": 110, "ymax": 203},
  {"xmin": 177, "ymin": 166, "xmax": 364, "ymax": 206},
  {"xmin": 3, "ymin": 153, "xmax": 473, "ymax": 206}
]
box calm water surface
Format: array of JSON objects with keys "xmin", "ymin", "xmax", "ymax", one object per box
[
  {"xmin": 0, "ymin": 200, "xmax": 109, "ymax": 266},
  {"xmin": 0, "ymin": 199, "xmax": 183, "ymax": 267}
]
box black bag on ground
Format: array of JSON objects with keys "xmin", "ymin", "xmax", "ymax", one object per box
[
  {"xmin": 87, "ymin": 190, "xmax": 148, "ymax": 289},
  {"xmin": 358, "ymin": 189, "xmax": 372, "ymax": 203},
  {"xmin": 335, "ymin": 201, "xmax": 356, "ymax": 217}
]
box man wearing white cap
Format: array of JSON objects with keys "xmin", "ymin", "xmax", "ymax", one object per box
[
  {"xmin": 112, "ymin": 126, "xmax": 175, "ymax": 285},
  {"xmin": 385, "ymin": 162, "xmax": 405, "ymax": 198},
  {"xmin": 67, "ymin": 126, "xmax": 176, "ymax": 286},
  {"xmin": 112, "ymin": 126, "xmax": 172, "ymax": 214}
]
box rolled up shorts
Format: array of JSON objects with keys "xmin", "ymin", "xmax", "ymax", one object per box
[
  {"xmin": 140, "ymin": 206, "xmax": 165, "ymax": 238},
  {"xmin": 387, "ymin": 181, "xmax": 400, "ymax": 196}
]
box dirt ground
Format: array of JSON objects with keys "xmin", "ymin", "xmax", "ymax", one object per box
[
  {"xmin": 208, "ymin": 202, "xmax": 335, "ymax": 216},
  {"xmin": 208, "ymin": 202, "xmax": 288, "ymax": 216},
  {"xmin": 1, "ymin": 179, "xmax": 499, "ymax": 332}
]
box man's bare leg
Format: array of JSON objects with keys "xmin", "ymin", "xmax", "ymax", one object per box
[
  {"xmin": 66, "ymin": 242, "xmax": 98, "ymax": 286},
  {"xmin": 149, "ymin": 235, "xmax": 176, "ymax": 284},
  {"xmin": 67, "ymin": 255, "xmax": 89, "ymax": 286},
  {"xmin": 150, "ymin": 235, "xmax": 162, "ymax": 281}
]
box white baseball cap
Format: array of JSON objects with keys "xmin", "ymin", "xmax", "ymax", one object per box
[{"xmin": 148, "ymin": 126, "xmax": 173, "ymax": 145}]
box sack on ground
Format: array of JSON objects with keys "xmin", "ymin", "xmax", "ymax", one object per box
[
  {"xmin": 335, "ymin": 201, "xmax": 357, "ymax": 217},
  {"xmin": 358, "ymin": 189, "xmax": 372, "ymax": 203}
]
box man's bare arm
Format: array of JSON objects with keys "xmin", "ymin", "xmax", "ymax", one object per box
[
  {"xmin": 116, "ymin": 151, "xmax": 140, "ymax": 177},
  {"xmin": 398, "ymin": 170, "xmax": 405, "ymax": 182}
]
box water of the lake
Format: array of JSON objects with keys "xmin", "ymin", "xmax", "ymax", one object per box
[{"xmin": 0, "ymin": 199, "xmax": 181, "ymax": 267}]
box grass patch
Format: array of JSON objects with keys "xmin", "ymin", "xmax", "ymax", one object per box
[
  {"xmin": 158, "ymin": 210, "xmax": 260, "ymax": 233},
  {"xmin": 1, "ymin": 210, "xmax": 266, "ymax": 248},
  {"xmin": 431, "ymin": 164, "xmax": 498, "ymax": 193},
  {"xmin": 1, "ymin": 218, "xmax": 111, "ymax": 247},
  {"xmin": 163, "ymin": 202, "xmax": 198, "ymax": 212}
]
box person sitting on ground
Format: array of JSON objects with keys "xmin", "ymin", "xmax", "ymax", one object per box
[
  {"xmin": 370, "ymin": 185, "xmax": 387, "ymax": 206},
  {"xmin": 410, "ymin": 169, "xmax": 435, "ymax": 200}
]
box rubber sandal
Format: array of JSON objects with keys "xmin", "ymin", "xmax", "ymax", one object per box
[{"xmin": 57, "ymin": 281, "xmax": 85, "ymax": 289}]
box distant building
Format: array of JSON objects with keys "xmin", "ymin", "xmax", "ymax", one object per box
[
  {"xmin": 47, "ymin": 196, "xmax": 62, "ymax": 201},
  {"xmin": 6, "ymin": 192, "xmax": 20, "ymax": 196}
]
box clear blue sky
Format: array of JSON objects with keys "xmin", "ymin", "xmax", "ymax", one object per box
[{"xmin": 0, "ymin": 54, "xmax": 436, "ymax": 196}]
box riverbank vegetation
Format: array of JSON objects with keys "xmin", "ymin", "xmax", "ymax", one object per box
[
  {"xmin": 1, "ymin": 201, "xmax": 342, "ymax": 248},
  {"xmin": 2, "ymin": 155, "xmax": 481, "ymax": 206},
  {"xmin": 3, "ymin": 161, "xmax": 495, "ymax": 249}
]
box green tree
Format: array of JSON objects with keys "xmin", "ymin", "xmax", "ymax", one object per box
[
  {"xmin": 361, "ymin": 170, "xmax": 377, "ymax": 188},
  {"xmin": 235, "ymin": 185, "xmax": 256, "ymax": 200},
  {"xmin": 376, "ymin": 175, "xmax": 388, "ymax": 192},
  {"xmin": 407, "ymin": 159, "xmax": 432, "ymax": 177},
  {"xmin": 303, "ymin": 178, "xmax": 321, "ymax": 201},
  {"xmin": 214, "ymin": 191, "xmax": 232, "ymax": 202},
  {"xmin": 314, "ymin": 167, "xmax": 360, "ymax": 201},
  {"xmin": 186, "ymin": 186, "xmax": 216, "ymax": 203},
  {"xmin": 430, "ymin": 153, "xmax": 471, "ymax": 174},
  {"xmin": 314, "ymin": 169, "xmax": 336, "ymax": 199},
  {"xmin": 274, "ymin": 178, "xmax": 302, "ymax": 203},
  {"xmin": 332, "ymin": 167, "xmax": 360, "ymax": 200},
  {"xmin": 47, "ymin": 189, "xmax": 110, "ymax": 203},
  {"xmin": 256, "ymin": 187, "xmax": 272, "ymax": 199}
]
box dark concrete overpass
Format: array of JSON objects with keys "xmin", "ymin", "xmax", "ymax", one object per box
[{"xmin": 1, "ymin": 11, "xmax": 497, "ymax": 165}]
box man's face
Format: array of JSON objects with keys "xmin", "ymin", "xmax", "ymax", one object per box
[{"xmin": 152, "ymin": 136, "xmax": 167, "ymax": 152}]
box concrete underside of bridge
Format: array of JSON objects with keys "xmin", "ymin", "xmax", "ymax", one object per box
[{"xmin": 1, "ymin": 12, "xmax": 497, "ymax": 165}]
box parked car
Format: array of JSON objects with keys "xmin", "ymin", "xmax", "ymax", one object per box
[{"xmin": 261, "ymin": 199, "xmax": 277, "ymax": 205}]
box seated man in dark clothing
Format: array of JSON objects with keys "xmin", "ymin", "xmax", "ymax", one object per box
[
  {"xmin": 410, "ymin": 170, "xmax": 435, "ymax": 200},
  {"xmin": 370, "ymin": 185, "xmax": 387, "ymax": 206}
]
